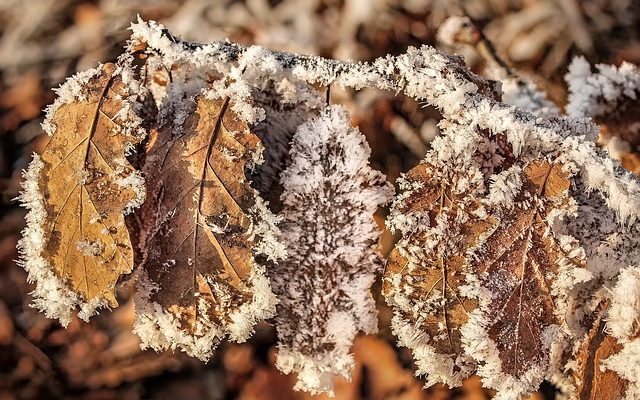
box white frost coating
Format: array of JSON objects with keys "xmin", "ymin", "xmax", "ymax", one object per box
[
  {"xmin": 565, "ymin": 56, "xmax": 640, "ymax": 170},
  {"xmin": 205, "ymin": 78, "xmax": 264, "ymax": 124},
  {"xmin": 41, "ymin": 66, "xmax": 104, "ymax": 136},
  {"xmin": 602, "ymin": 340, "xmax": 640, "ymax": 400},
  {"xmin": 607, "ymin": 266, "xmax": 640, "ymax": 341},
  {"xmin": 500, "ymin": 78, "xmax": 560, "ymax": 118},
  {"xmin": 486, "ymin": 165, "xmax": 523, "ymax": 207},
  {"xmin": 133, "ymin": 271, "xmax": 223, "ymax": 361},
  {"xmin": 17, "ymin": 154, "xmax": 80, "ymax": 327},
  {"xmin": 271, "ymin": 105, "xmax": 393, "ymax": 396},
  {"xmin": 391, "ymin": 313, "xmax": 474, "ymax": 388},
  {"xmin": 226, "ymin": 264, "xmax": 278, "ymax": 343},
  {"xmin": 566, "ymin": 56, "xmax": 640, "ymax": 119},
  {"xmin": 247, "ymin": 197, "xmax": 287, "ymax": 262},
  {"xmin": 133, "ymin": 264, "xmax": 277, "ymax": 360},
  {"xmin": 276, "ymin": 345, "xmax": 355, "ymax": 396},
  {"xmin": 113, "ymin": 158, "xmax": 146, "ymax": 214}
]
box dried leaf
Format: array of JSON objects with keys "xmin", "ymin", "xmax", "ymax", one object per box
[
  {"xmin": 464, "ymin": 160, "xmax": 585, "ymax": 395},
  {"xmin": 19, "ymin": 63, "xmax": 146, "ymax": 326},
  {"xmin": 573, "ymin": 301, "xmax": 628, "ymax": 400},
  {"xmin": 384, "ymin": 161, "xmax": 494, "ymax": 387},
  {"xmin": 133, "ymin": 94, "xmax": 276, "ymax": 360}
]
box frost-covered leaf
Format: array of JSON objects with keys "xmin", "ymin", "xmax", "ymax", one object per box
[
  {"xmin": 133, "ymin": 93, "xmax": 277, "ymax": 361},
  {"xmin": 18, "ymin": 62, "xmax": 146, "ymax": 327},
  {"xmin": 271, "ymin": 105, "xmax": 393, "ymax": 395},
  {"xmin": 383, "ymin": 160, "xmax": 495, "ymax": 387},
  {"xmin": 567, "ymin": 266, "xmax": 640, "ymax": 400},
  {"xmin": 462, "ymin": 160, "xmax": 587, "ymax": 398},
  {"xmin": 598, "ymin": 266, "xmax": 640, "ymax": 400}
]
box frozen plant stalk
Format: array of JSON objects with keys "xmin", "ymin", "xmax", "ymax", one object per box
[{"xmin": 271, "ymin": 105, "xmax": 393, "ymax": 395}]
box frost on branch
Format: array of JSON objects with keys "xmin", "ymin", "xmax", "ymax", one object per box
[
  {"xmin": 566, "ymin": 57, "xmax": 640, "ymax": 173},
  {"xmin": 133, "ymin": 89, "xmax": 279, "ymax": 361},
  {"xmin": 271, "ymin": 105, "xmax": 392, "ymax": 395},
  {"xmin": 18, "ymin": 62, "xmax": 148, "ymax": 327},
  {"xmin": 437, "ymin": 16, "xmax": 559, "ymax": 118}
]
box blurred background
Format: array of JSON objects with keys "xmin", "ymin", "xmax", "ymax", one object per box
[{"xmin": 0, "ymin": 1, "xmax": 639, "ymax": 399}]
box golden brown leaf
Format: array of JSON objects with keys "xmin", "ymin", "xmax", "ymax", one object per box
[
  {"xmin": 135, "ymin": 94, "xmax": 269, "ymax": 358},
  {"xmin": 34, "ymin": 63, "xmax": 143, "ymax": 319}
]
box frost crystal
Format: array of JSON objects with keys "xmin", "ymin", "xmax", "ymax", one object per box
[
  {"xmin": 271, "ymin": 105, "xmax": 392, "ymax": 395},
  {"xmin": 608, "ymin": 266, "xmax": 640, "ymax": 341},
  {"xmin": 566, "ymin": 57, "xmax": 640, "ymax": 173},
  {"xmin": 566, "ymin": 56, "xmax": 640, "ymax": 120},
  {"xmin": 17, "ymin": 154, "xmax": 80, "ymax": 327},
  {"xmin": 599, "ymin": 266, "xmax": 640, "ymax": 400}
]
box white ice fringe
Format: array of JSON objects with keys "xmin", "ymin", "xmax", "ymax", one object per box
[
  {"xmin": 607, "ymin": 266, "xmax": 640, "ymax": 341},
  {"xmin": 133, "ymin": 264, "xmax": 277, "ymax": 361},
  {"xmin": 16, "ymin": 154, "xmax": 101, "ymax": 327}
]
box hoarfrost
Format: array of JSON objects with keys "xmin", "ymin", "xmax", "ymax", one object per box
[
  {"xmin": 566, "ymin": 56, "xmax": 640, "ymax": 119},
  {"xmin": 607, "ymin": 266, "xmax": 640, "ymax": 341},
  {"xmin": 271, "ymin": 105, "xmax": 392, "ymax": 395}
]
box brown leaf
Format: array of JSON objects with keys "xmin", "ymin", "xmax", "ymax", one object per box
[
  {"xmin": 470, "ymin": 160, "xmax": 580, "ymax": 380},
  {"xmin": 573, "ymin": 300, "xmax": 628, "ymax": 400},
  {"xmin": 383, "ymin": 162, "xmax": 494, "ymax": 386},
  {"xmin": 35, "ymin": 63, "xmax": 143, "ymax": 317},
  {"xmin": 135, "ymin": 94, "xmax": 267, "ymax": 357}
]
